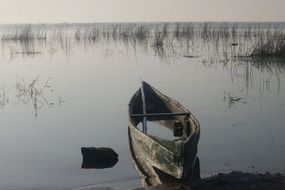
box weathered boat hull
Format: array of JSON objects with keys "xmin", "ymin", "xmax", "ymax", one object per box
[
  {"xmin": 128, "ymin": 81, "xmax": 200, "ymax": 179},
  {"xmin": 128, "ymin": 126, "xmax": 200, "ymax": 187},
  {"xmin": 128, "ymin": 124, "xmax": 183, "ymax": 178}
]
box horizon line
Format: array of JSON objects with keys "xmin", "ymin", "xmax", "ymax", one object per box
[{"xmin": 0, "ymin": 20, "xmax": 285, "ymax": 25}]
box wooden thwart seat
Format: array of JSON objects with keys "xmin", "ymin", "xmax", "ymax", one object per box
[{"xmin": 130, "ymin": 112, "xmax": 190, "ymax": 119}]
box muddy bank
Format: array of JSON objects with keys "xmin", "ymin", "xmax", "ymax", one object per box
[
  {"xmin": 191, "ymin": 171, "xmax": 285, "ymax": 190},
  {"xmin": 134, "ymin": 172, "xmax": 285, "ymax": 190},
  {"xmin": 77, "ymin": 172, "xmax": 285, "ymax": 190}
]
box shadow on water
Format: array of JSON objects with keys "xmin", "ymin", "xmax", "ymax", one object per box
[{"xmin": 221, "ymin": 57, "xmax": 285, "ymax": 110}]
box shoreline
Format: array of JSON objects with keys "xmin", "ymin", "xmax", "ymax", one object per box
[{"xmin": 192, "ymin": 171, "xmax": 285, "ymax": 190}]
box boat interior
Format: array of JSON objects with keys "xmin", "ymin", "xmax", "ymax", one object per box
[{"xmin": 129, "ymin": 82, "xmax": 196, "ymax": 142}]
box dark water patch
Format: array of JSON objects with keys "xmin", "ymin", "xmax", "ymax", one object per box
[
  {"xmin": 15, "ymin": 51, "xmax": 41, "ymax": 55},
  {"xmin": 183, "ymin": 55, "xmax": 199, "ymax": 58}
]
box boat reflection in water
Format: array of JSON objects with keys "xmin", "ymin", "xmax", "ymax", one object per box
[{"xmin": 128, "ymin": 81, "xmax": 200, "ymax": 189}]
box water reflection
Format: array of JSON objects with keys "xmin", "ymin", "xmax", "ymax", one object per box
[
  {"xmin": 223, "ymin": 91, "xmax": 247, "ymax": 109},
  {"xmin": 0, "ymin": 88, "xmax": 9, "ymax": 108}
]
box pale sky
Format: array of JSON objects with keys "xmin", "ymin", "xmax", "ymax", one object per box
[{"xmin": 0, "ymin": 0, "xmax": 284, "ymax": 23}]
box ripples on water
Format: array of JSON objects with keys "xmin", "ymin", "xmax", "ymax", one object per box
[{"xmin": 0, "ymin": 22, "xmax": 284, "ymax": 190}]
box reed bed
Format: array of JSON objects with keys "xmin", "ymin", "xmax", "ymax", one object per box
[
  {"xmin": 1, "ymin": 25, "xmax": 47, "ymax": 41},
  {"xmin": 0, "ymin": 22, "xmax": 284, "ymax": 59}
]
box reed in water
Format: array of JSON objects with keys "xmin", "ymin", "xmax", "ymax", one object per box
[{"xmin": 1, "ymin": 22, "xmax": 284, "ymax": 59}]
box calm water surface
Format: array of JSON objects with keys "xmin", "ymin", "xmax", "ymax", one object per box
[{"xmin": 0, "ymin": 23, "xmax": 284, "ymax": 190}]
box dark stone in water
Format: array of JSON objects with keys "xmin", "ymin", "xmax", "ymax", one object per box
[{"xmin": 81, "ymin": 147, "xmax": 118, "ymax": 169}]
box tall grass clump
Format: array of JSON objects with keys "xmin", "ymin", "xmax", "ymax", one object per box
[
  {"xmin": 134, "ymin": 26, "xmax": 149, "ymax": 42},
  {"xmin": 88, "ymin": 28, "xmax": 101, "ymax": 42},
  {"xmin": 152, "ymin": 28, "xmax": 166, "ymax": 56},
  {"xmin": 249, "ymin": 30, "xmax": 285, "ymax": 58}
]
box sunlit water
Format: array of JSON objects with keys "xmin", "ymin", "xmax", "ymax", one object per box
[{"xmin": 0, "ymin": 23, "xmax": 285, "ymax": 190}]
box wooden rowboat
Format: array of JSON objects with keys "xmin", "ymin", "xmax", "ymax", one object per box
[{"xmin": 128, "ymin": 81, "xmax": 200, "ymax": 180}]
